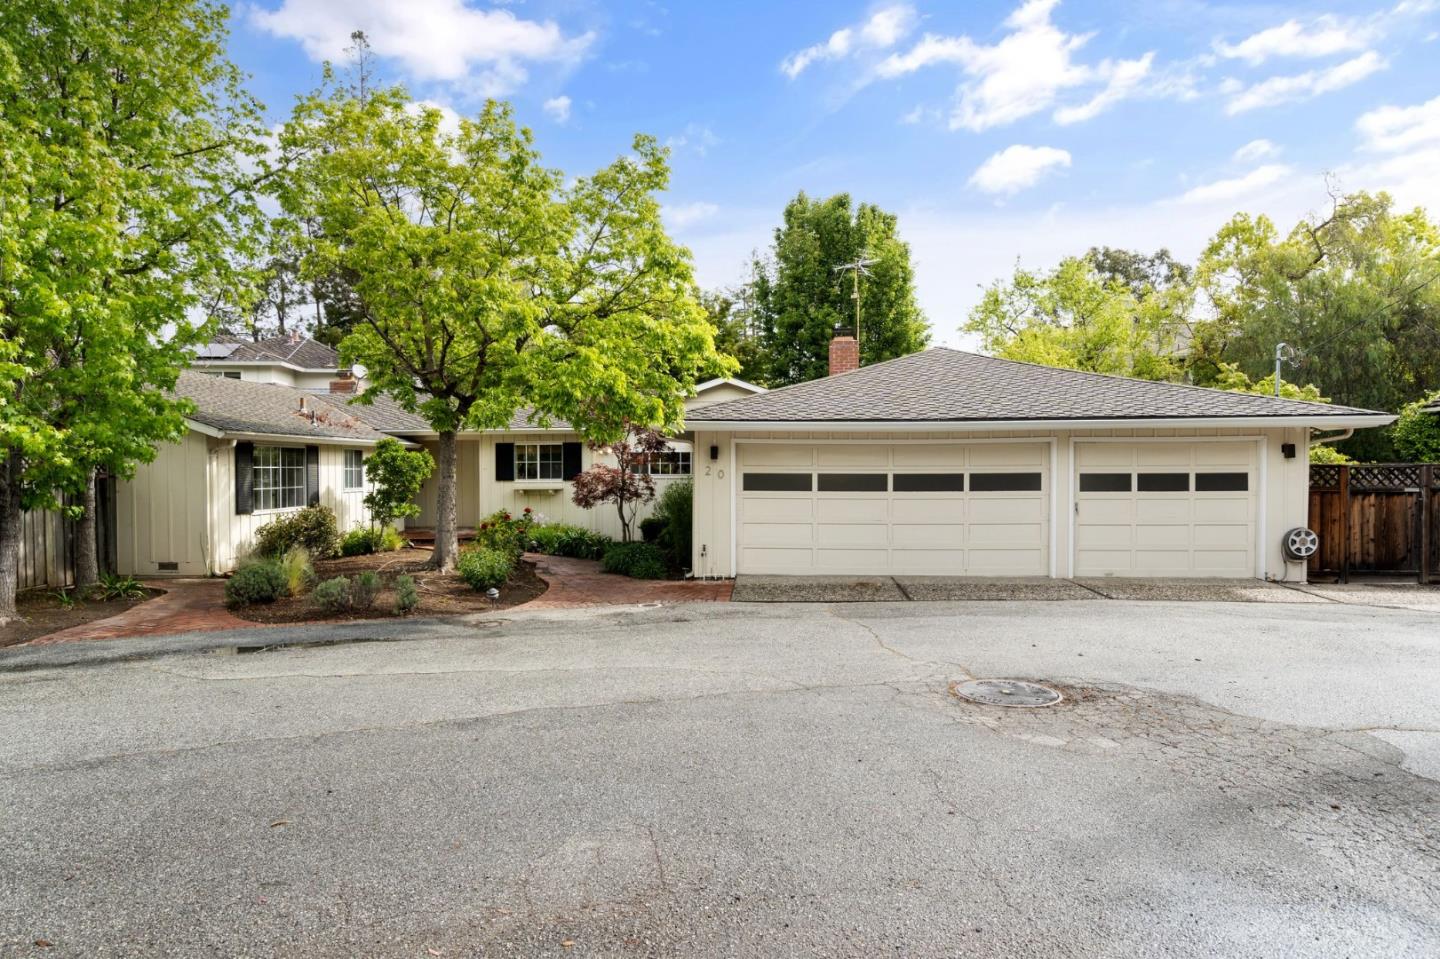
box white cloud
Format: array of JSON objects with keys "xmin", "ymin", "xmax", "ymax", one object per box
[
  {"xmin": 1356, "ymin": 94, "xmax": 1440, "ymax": 152},
  {"xmin": 1232, "ymin": 138, "xmax": 1281, "ymax": 162},
  {"xmin": 666, "ymin": 123, "xmax": 720, "ymax": 157},
  {"xmin": 873, "ymin": 0, "xmax": 1159, "ymax": 131},
  {"xmin": 406, "ymin": 99, "xmax": 463, "ymax": 139},
  {"xmin": 542, "ymin": 95, "xmax": 572, "ymax": 123},
  {"xmin": 781, "ymin": 4, "xmax": 918, "ymax": 78},
  {"xmin": 1215, "ymin": 16, "xmax": 1375, "ymax": 64},
  {"xmin": 969, "ymin": 145, "xmax": 1072, "ymax": 195},
  {"xmin": 665, "ymin": 201, "xmax": 720, "ymax": 228},
  {"xmin": 250, "ymin": 0, "xmax": 593, "ymax": 95},
  {"xmin": 1175, "ymin": 164, "xmax": 1292, "ymax": 204},
  {"xmin": 1224, "ymin": 51, "xmax": 1386, "ymax": 114}
]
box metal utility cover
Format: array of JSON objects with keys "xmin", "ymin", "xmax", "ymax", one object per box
[{"xmin": 952, "ymin": 679, "xmax": 1062, "ymax": 708}]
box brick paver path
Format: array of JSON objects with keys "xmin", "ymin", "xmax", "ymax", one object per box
[
  {"xmin": 29, "ymin": 580, "xmax": 268, "ymax": 645},
  {"xmin": 518, "ymin": 553, "xmax": 732, "ymax": 609}
]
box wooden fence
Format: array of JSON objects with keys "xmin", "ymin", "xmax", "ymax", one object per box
[
  {"xmin": 1308, "ymin": 464, "xmax": 1440, "ymax": 583},
  {"xmin": 12, "ymin": 477, "xmax": 116, "ymax": 593}
]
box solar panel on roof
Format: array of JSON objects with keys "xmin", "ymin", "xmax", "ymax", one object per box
[{"xmin": 196, "ymin": 342, "xmax": 241, "ymax": 359}]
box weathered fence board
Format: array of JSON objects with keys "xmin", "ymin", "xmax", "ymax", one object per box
[{"xmin": 1309, "ymin": 464, "xmax": 1440, "ymax": 583}]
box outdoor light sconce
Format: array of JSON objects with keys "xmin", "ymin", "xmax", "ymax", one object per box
[
  {"xmin": 710, "ymin": 445, "xmax": 719, "ymax": 461},
  {"xmin": 1281, "ymin": 443, "xmax": 1296, "ymax": 459}
]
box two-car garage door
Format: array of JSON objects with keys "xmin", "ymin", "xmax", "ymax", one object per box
[
  {"xmin": 736, "ymin": 443, "xmax": 1050, "ymax": 576},
  {"xmin": 735, "ymin": 440, "xmax": 1261, "ymax": 578}
]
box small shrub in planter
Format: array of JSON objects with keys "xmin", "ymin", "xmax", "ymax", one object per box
[
  {"xmin": 394, "ymin": 575, "xmax": 419, "ymax": 614},
  {"xmin": 311, "ymin": 575, "xmax": 353, "ymax": 613},
  {"xmin": 225, "ymin": 561, "xmax": 287, "ymax": 608},
  {"xmin": 638, "ymin": 516, "xmax": 666, "ymax": 543},
  {"xmin": 379, "ymin": 527, "xmax": 406, "ymax": 551},
  {"xmin": 529, "ymin": 523, "xmax": 612, "ymax": 560},
  {"xmin": 254, "ymin": 505, "xmax": 340, "ymax": 559},
  {"xmin": 340, "ymin": 527, "xmax": 381, "ymax": 556},
  {"xmin": 600, "ymin": 542, "xmax": 667, "ymax": 579},
  {"xmin": 352, "ymin": 571, "xmax": 381, "ymax": 611},
  {"xmin": 457, "ymin": 546, "xmax": 512, "ymax": 591},
  {"xmin": 96, "ymin": 573, "xmax": 147, "ymax": 601}
]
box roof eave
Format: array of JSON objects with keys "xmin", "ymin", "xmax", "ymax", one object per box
[
  {"xmin": 187, "ymin": 424, "xmax": 391, "ymax": 446},
  {"xmin": 685, "ymin": 414, "xmax": 1397, "ymax": 432}
]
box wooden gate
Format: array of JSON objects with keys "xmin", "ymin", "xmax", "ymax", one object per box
[{"xmin": 1308, "ymin": 464, "xmax": 1440, "ymax": 582}]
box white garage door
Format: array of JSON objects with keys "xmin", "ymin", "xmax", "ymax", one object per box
[
  {"xmin": 736, "ymin": 443, "xmax": 1050, "ymax": 576},
  {"xmin": 1073, "ymin": 441, "xmax": 1257, "ymax": 578}
]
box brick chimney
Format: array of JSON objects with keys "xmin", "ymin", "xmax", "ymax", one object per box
[
  {"xmin": 828, "ymin": 333, "xmax": 859, "ymax": 376},
  {"xmin": 329, "ymin": 371, "xmax": 357, "ymax": 394}
]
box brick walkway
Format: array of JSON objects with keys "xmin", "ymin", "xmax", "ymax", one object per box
[
  {"xmin": 518, "ymin": 553, "xmax": 733, "ymax": 609},
  {"xmin": 29, "ymin": 580, "xmax": 268, "ymax": 645}
]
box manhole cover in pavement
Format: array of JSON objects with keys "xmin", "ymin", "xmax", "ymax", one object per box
[{"xmin": 951, "ymin": 679, "xmax": 1062, "ymax": 707}]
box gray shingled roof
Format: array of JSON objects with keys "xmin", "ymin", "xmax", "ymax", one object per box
[
  {"xmin": 176, "ymin": 371, "xmax": 389, "ymax": 441},
  {"xmin": 337, "ymin": 396, "xmax": 571, "ymax": 434},
  {"xmin": 686, "ymin": 348, "xmax": 1388, "ymax": 424},
  {"xmin": 193, "ymin": 335, "xmax": 342, "ymax": 371}
]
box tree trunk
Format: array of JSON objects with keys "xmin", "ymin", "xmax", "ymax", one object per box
[
  {"xmin": 616, "ymin": 495, "xmax": 630, "ymax": 542},
  {"xmin": 74, "ymin": 468, "xmax": 99, "ymax": 594},
  {"xmin": 431, "ymin": 430, "xmax": 460, "ymax": 572},
  {"xmin": 0, "ymin": 451, "xmax": 22, "ymax": 626}
]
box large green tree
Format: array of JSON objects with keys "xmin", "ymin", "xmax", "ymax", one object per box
[
  {"xmin": 964, "ymin": 253, "xmax": 1192, "ymax": 380},
  {"xmin": 0, "ymin": 0, "xmax": 265, "ymax": 621},
  {"xmin": 747, "ymin": 192, "xmax": 928, "ymax": 385},
  {"xmin": 276, "ymin": 86, "xmax": 731, "ymax": 570}
]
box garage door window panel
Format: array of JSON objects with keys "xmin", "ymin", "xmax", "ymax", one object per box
[
  {"xmin": 894, "ymin": 473, "xmax": 965, "ymax": 492},
  {"xmin": 969, "ymin": 472, "xmax": 1042, "ymax": 492},
  {"xmin": 1195, "ymin": 472, "xmax": 1249, "ymax": 492},
  {"xmin": 1137, "ymin": 473, "xmax": 1190, "ymax": 492},
  {"xmin": 1079, "ymin": 473, "xmax": 1132, "ymax": 493},
  {"xmin": 743, "ymin": 473, "xmax": 813, "ymax": 492},
  {"xmin": 817, "ymin": 473, "xmax": 888, "ymax": 493}
]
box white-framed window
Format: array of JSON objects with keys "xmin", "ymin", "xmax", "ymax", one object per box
[
  {"xmin": 516, "ymin": 443, "xmax": 564, "ymax": 481},
  {"xmin": 253, "ymin": 446, "xmax": 306, "ymax": 511},
  {"xmin": 204, "ymin": 370, "xmax": 241, "ymax": 380},
  {"xmin": 343, "ymin": 449, "xmax": 365, "ymax": 490},
  {"xmin": 646, "ymin": 450, "xmax": 692, "ymax": 476}
]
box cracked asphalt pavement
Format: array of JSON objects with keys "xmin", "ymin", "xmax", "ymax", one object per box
[{"xmin": 3, "ymin": 598, "xmax": 1439, "ymax": 957}]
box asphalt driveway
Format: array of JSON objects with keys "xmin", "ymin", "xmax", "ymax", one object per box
[{"xmin": 2, "ymin": 599, "xmax": 1438, "ymax": 957}]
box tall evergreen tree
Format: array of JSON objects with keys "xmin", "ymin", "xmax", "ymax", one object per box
[{"xmin": 748, "ymin": 192, "xmax": 928, "ymax": 385}]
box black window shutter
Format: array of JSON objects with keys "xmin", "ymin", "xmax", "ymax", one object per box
[
  {"xmin": 234, "ymin": 442, "xmax": 254, "ymax": 514},
  {"xmin": 562, "ymin": 442, "xmax": 582, "ymax": 481},
  {"xmin": 306, "ymin": 445, "xmax": 320, "ymax": 505},
  {"xmin": 495, "ymin": 442, "xmax": 515, "ymax": 482}
]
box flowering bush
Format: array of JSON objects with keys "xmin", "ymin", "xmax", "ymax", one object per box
[{"xmin": 475, "ymin": 508, "xmax": 535, "ymax": 563}]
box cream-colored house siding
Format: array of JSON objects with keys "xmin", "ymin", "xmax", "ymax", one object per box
[
  {"xmin": 688, "ymin": 382, "xmax": 760, "ymax": 409},
  {"xmin": 115, "ymin": 431, "xmax": 211, "ymax": 577},
  {"xmin": 412, "ymin": 433, "xmax": 689, "ymax": 541},
  {"xmin": 118, "ymin": 430, "xmax": 378, "ymax": 576},
  {"xmin": 692, "ymin": 427, "xmax": 1312, "ymax": 582}
]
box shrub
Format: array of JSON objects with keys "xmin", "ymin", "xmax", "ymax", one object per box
[
  {"xmin": 1309, "ymin": 444, "xmax": 1354, "ymax": 465},
  {"xmin": 362, "ymin": 438, "xmax": 435, "ymax": 527},
  {"xmin": 278, "ymin": 547, "xmax": 313, "ymax": 597},
  {"xmin": 96, "ymin": 572, "xmax": 146, "ymax": 601},
  {"xmin": 254, "ymin": 505, "xmax": 340, "ymax": 559},
  {"xmin": 352, "ymin": 571, "xmax": 381, "ymax": 611},
  {"xmin": 1391, "ymin": 392, "xmax": 1440, "ymax": 462},
  {"xmin": 475, "ymin": 508, "xmax": 535, "ymax": 563},
  {"xmin": 311, "ymin": 575, "xmax": 353, "ymax": 613},
  {"xmin": 652, "ymin": 479, "xmax": 693, "ymax": 573},
  {"xmin": 379, "ymin": 526, "xmax": 406, "ymax": 551},
  {"xmin": 638, "ymin": 516, "xmax": 666, "ymax": 543},
  {"xmin": 394, "ymin": 574, "xmax": 419, "ymax": 615},
  {"xmin": 528, "ymin": 523, "xmax": 612, "ymax": 560},
  {"xmin": 600, "ymin": 541, "xmax": 667, "ymax": 579},
  {"xmin": 225, "ymin": 560, "xmax": 287, "ymax": 608},
  {"xmin": 457, "ymin": 546, "xmax": 513, "ymax": 591},
  {"xmin": 340, "ymin": 527, "xmax": 381, "ymax": 556}
]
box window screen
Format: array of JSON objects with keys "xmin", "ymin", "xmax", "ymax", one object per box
[
  {"xmin": 817, "ymin": 473, "xmax": 887, "ymax": 492},
  {"xmin": 1137, "ymin": 472, "xmax": 1189, "ymax": 492},
  {"xmin": 1079, "ymin": 473, "xmax": 1132, "ymax": 493},
  {"xmin": 969, "ymin": 472, "xmax": 1042, "ymax": 492},
  {"xmin": 343, "ymin": 450, "xmax": 365, "ymax": 489},
  {"xmin": 1195, "ymin": 472, "xmax": 1249, "ymax": 492},
  {"xmin": 893, "ymin": 473, "xmax": 965, "ymax": 492},
  {"xmin": 743, "ymin": 473, "xmax": 813, "ymax": 492},
  {"xmin": 516, "ymin": 443, "xmax": 564, "ymax": 481},
  {"xmin": 252, "ymin": 447, "xmax": 306, "ymax": 511}
]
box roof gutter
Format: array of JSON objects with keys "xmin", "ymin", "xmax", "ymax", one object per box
[
  {"xmin": 189, "ymin": 426, "xmax": 393, "ymax": 447},
  {"xmin": 684, "ymin": 414, "xmax": 1397, "ymax": 433}
]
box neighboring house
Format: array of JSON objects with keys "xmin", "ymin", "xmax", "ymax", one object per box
[
  {"xmin": 684, "ymin": 335, "xmax": 1393, "ymax": 582},
  {"xmin": 191, "ymin": 332, "xmax": 363, "ymax": 394},
  {"xmin": 114, "ymin": 372, "xmax": 393, "ymax": 577}
]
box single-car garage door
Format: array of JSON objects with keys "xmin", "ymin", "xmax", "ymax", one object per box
[
  {"xmin": 736, "ymin": 443, "xmax": 1050, "ymax": 576},
  {"xmin": 1073, "ymin": 441, "xmax": 1257, "ymax": 578}
]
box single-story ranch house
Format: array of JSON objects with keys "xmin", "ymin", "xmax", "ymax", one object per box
[
  {"xmin": 33, "ymin": 333, "xmax": 1395, "ymax": 588},
  {"xmin": 682, "ymin": 338, "xmax": 1392, "ymax": 582}
]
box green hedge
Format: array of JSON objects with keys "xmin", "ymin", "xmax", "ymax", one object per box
[
  {"xmin": 600, "ymin": 541, "xmax": 667, "ymax": 579},
  {"xmin": 457, "ymin": 546, "xmax": 513, "ymax": 591},
  {"xmin": 528, "ymin": 523, "xmax": 613, "ymax": 560}
]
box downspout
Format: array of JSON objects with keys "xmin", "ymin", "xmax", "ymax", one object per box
[{"xmin": 1309, "ymin": 428, "xmax": 1354, "ymax": 451}]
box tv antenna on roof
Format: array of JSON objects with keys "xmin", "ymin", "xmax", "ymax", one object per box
[{"xmin": 834, "ymin": 253, "xmax": 878, "ymax": 354}]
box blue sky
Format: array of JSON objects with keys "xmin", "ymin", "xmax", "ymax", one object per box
[{"xmin": 229, "ymin": 0, "xmax": 1440, "ymax": 345}]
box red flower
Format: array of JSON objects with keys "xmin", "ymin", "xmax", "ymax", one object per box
[{"xmin": 523, "ymin": 507, "xmax": 532, "ymax": 514}]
